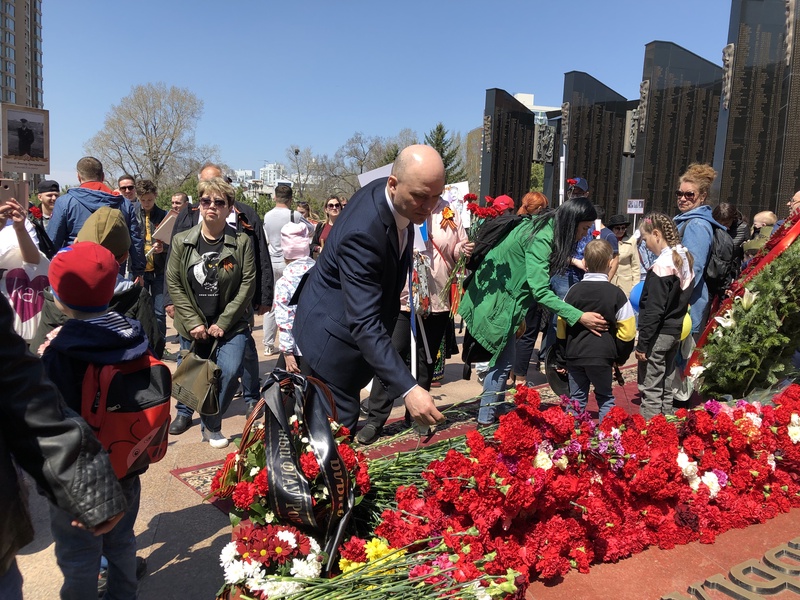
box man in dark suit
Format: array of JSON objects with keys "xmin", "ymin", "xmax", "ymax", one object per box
[{"xmin": 294, "ymin": 144, "xmax": 446, "ymax": 432}]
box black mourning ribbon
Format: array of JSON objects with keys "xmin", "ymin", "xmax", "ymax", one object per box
[{"xmin": 261, "ymin": 369, "xmax": 354, "ymax": 574}]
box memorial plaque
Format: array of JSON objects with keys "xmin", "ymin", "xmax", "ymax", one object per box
[
  {"xmin": 561, "ymin": 71, "xmax": 634, "ymax": 218},
  {"xmin": 479, "ymin": 89, "xmax": 537, "ymax": 205},
  {"xmin": 631, "ymin": 42, "xmax": 723, "ymax": 215},
  {"xmin": 713, "ymin": 0, "xmax": 800, "ymax": 219}
]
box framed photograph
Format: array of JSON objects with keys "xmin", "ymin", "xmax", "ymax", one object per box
[{"xmin": 1, "ymin": 104, "xmax": 50, "ymax": 174}]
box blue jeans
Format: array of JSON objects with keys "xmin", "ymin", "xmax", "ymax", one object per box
[
  {"xmin": 568, "ymin": 363, "xmax": 615, "ymax": 422},
  {"xmin": 242, "ymin": 331, "xmax": 261, "ymax": 408},
  {"xmin": 50, "ymin": 476, "xmax": 140, "ymax": 600},
  {"xmin": 0, "ymin": 560, "xmax": 23, "ymax": 600},
  {"xmin": 142, "ymin": 271, "xmax": 165, "ymax": 342},
  {"xmin": 199, "ymin": 331, "xmax": 248, "ymax": 433},
  {"xmin": 477, "ymin": 332, "xmax": 515, "ymax": 424},
  {"xmin": 175, "ymin": 336, "xmax": 194, "ymax": 419}
]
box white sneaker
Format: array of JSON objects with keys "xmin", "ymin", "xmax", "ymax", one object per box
[
  {"xmin": 202, "ymin": 429, "xmax": 229, "ymax": 449},
  {"xmin": 264, "ymin": 345, "xmax": 276, "ymax": 356}
]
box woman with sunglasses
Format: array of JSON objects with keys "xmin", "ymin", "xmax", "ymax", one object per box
[
  {"xmin": 608, "ymin": 214, "xmax": 639, "ymax": 297},
  {"xmin": 672, "ymin": 163, "xmax": 727, "ymax": 337},
  {"xmin": 310, "ymin": 195, "xmax": 342, "ymax": 259},
  {"xmin": 166, "ymin": 177, "xmax": 255, "ymax": 448}
]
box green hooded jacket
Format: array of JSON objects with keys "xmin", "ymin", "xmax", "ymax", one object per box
[{"xmin": 458, "ymin": 218, "xmax": 584, "ymax": 363}]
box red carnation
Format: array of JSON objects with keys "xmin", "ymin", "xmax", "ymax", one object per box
[
  {"xmin": 339, "ymin": 536, "xmax": 368, "ymax": 562},
  {"xmin": 299, "ymin": 451, "xmax": 320, "ymax": 480},
  {"xmin": 232, "ymin": 481, "xmax": 257, "ymax": 509}
]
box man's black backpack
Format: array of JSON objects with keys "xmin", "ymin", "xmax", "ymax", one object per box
[{"xmin": 679, "ymin": 220, "xmax": 735, "ymax": 298}]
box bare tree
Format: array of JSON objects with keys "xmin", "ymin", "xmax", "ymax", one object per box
[
  {"xmin": 84, "ymin": 82, "xmax": 218, "ymax": 190},
  {"xmin": 285, "ymin": 146, "xmax": 321, "ymax": 199}
]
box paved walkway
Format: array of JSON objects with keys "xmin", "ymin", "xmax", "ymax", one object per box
[{"xmin": 16, "ymin": 318, "xmax": 800, "ymax": 599}]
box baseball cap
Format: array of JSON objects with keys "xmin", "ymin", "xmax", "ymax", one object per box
[
  {"xmin": 38, "ymin": 180, "xmax": 60, "ymax": 194},
  {"xmin": 487, "ymin": 195, "xmax": 515, "ymax": 212},
  {"xmin": 49, "ymin": 242, "xmax": 119, "ymax": 312}
]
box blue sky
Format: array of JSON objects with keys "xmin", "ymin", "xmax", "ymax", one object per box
[{"xmin": 43, "ymin": 0, "xmax": 730, "ymax": 187}]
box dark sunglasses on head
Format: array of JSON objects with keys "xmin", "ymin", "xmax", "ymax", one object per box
[
  {"xmin": 119, "ymin": 185, "xmax": 135, "ymax": 191},
  {"xmin": 199, "ymin": 197, "xmax": 227, "ymax": 208},
  {"xmin": 327, "ymin": 203, "xmax": 341, "ymax": 209},
  {"xmin": 675, "ymin": 190, "xmax": 696, "ymax": 200}
]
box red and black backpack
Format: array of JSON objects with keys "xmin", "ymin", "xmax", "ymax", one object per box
[{"xmin": 80, "ymin": 352, "xmax": 172, "ymax": 479}]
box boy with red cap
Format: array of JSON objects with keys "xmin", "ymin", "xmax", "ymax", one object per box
[{"xmin": 40, "ymin": 241, "xmax": 150, "ymax": 599}]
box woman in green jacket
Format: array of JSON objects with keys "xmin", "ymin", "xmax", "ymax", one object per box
[
  {"xmin": 459, "ymin": 197, "xmax": 607, "ymax": 424},
  {"xmin": 166, "ymin": 177, "xmax": 256, "ymax": 448}
]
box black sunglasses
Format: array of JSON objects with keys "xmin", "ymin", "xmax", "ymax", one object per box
[
  {"xmin": 612, "ymin": 225, "xmax": 628, "ymax": 231},
  {"xmin": 327, "ymin": 203, "xmax": 341, "ymax": 209},
  {"xmin": 675, "ymin": 190, "xmax": 696, "ymax": 200},
  {"xmin": 119, "ymin": 185, "xmax": 135, "ymax": 191},
  {"xmin": 199, "ymin": 197, "xmax": 227, "ymax": 208}
]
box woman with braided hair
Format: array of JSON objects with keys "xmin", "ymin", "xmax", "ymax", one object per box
[{"xmin": 635, "ymin": 213, "xmax": 694, "ymax": 420}]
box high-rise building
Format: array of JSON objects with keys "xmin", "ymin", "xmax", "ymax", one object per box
[
  {"xmin": 260, "ymin": 162, "xmax": 289, "ymax": 187},
  {"xmin": 0, "ymin": 0, "xmax": 43, "ymax": 107}
]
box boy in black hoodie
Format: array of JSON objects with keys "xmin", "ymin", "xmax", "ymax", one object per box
[
  {"xmin": 41, "ymin": 241, "xmax": 149, "ymax": 599},
  {"xmin": 556, "ymin": 240, "xmax": 636, "ymax": 421}
]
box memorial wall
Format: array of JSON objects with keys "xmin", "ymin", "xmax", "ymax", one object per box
[
  {"xmin": 478, "ymin": 89, "xmax": 537, "ymax": 205},
  {"xmin": 632, "ymin": 42, "xmax": 722, "ymax": 215},
  {"xmin": 713, "ymin": 0, "xmax": 800, "ymax": 219}
]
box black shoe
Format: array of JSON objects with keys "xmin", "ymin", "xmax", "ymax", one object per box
[
  {"xmin": 135, "ymin": 556, "xmax": 147, "ymax": 580},
  {"xmin": 356, "ymin": 424, "xmax": 382, "ymax": 445},
  {"xmin": 169, "ymin": 414, "xmax": 192, "ymax": 435},
  {"xmin": 161, "ymin": 349, "xmax": 178, "ymax": 362}
]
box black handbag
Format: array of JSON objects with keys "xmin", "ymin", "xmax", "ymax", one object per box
[
  {"xmin": 461, "ymin": 328, "xmax": 493, "ymax": 380},
  {"xmin": 171, "ymin": 340, "xmax": 220, "ymax": 415}
]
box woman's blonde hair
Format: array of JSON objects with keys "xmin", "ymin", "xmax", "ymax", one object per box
[
  {"xmin": 197, "ymin": 177, "xmax": 236, "ymax": 206},
  {"xmin": 640, "ymin": 212, "xmax": 694, "ymax": 273},
  {"xmin": 679, "ymin": 163, "xmax": 717, "ymax": 198}
]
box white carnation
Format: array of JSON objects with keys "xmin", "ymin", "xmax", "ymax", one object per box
[
  {"xmin": 789, "ymin": 414, "xmax": 800, "ymax": 444},
  {"xmin": 554, "ymin": 456, "xmax": 569, "ymax": 471},
  {"xmin": 701, "ymin": 471, "xmax": 721, "ymax": 499},
  {"xmin": 745, "ymin": 412, "xmax": 762, "ymax": 429},
  {"xmin": 249, "ymin": 466, "xmax": 261, "ymax": 477},
  {"xmin": 276, "ymin": 529, "xmax": 298, "ymax": 549},
  {"xmin": 223, "ymin": 559, "xmax": 249, "ymax": 584},
  {"xmin": 291, "ymin": 555, "xmax": 322, "ymax": 579},
  {"xmin": 677, "ymin": 450, "xmax": 699, "ymax": 479},
  {"xmin": 466, "ymin": 581, "xmax": 492, "ymax": 600},
  {"xmin": 533, "ymin": 450, "xmax": 553, "ymax": 471},
  {"xmin": 219, "ymin": 542, "xmax": 238, "ymax": 567},
  {"xmin": 251, "ymin": 580, "xmax": 304, "ymax": 596}
]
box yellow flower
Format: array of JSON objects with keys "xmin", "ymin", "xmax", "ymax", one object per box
[
  {"xmin": 364, "ymin": 538, "xmax": 391, "ymax": 562},
  {"xmin": 339, "ymin": 558, "xmax": 365, "ymax": 573}
]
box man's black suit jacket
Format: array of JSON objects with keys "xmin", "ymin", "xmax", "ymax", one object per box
[{"xmin": 294, "ymin": 177, "xmax": 416, "ymax": 406}]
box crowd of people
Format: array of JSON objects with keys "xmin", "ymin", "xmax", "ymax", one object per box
[{"xmin": 2, "ymin": 147, "xmax": 800, "ymax": 599}]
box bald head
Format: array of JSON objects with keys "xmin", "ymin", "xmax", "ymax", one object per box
[
  {"xmin": 200, "ymin": 163, "xmax": 223, "ymax": 181},
  {"xmin": 391, "ymin": 144, "xmax": 445, "ymax": 180},
  {"xmin": 387, "ymin": 144, "xmax": 445, "ymax": 225}
]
